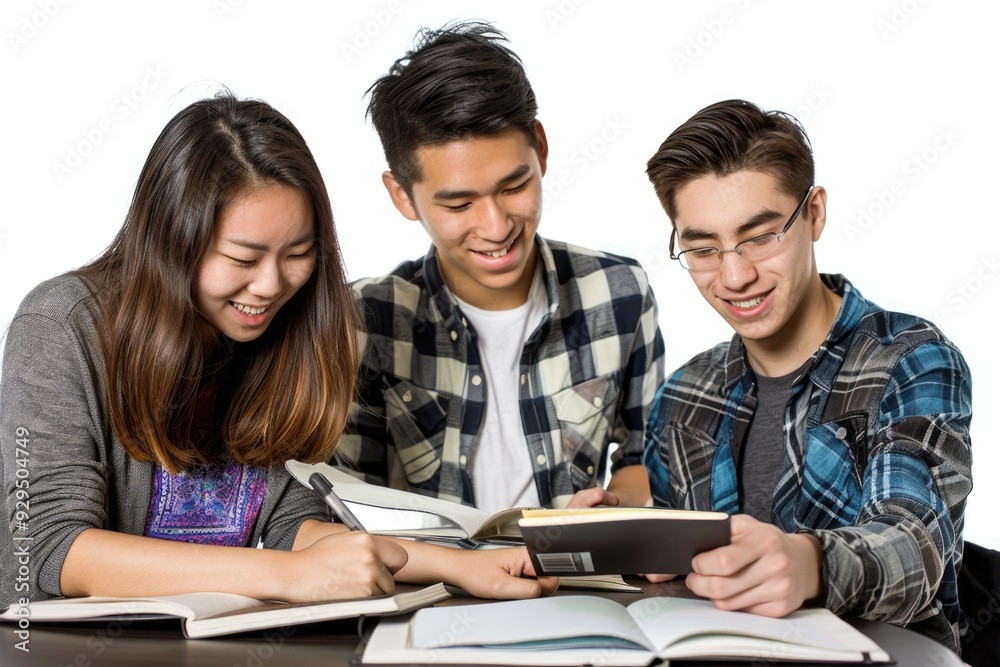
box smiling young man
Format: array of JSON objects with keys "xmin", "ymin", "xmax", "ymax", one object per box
[
  {"xmin": 642, "ymin": 100, "xmax": 972, "ymax": 652},
  {"xmin": 333, "ymin": 22, "xmax": 664, "ymax": 513}
]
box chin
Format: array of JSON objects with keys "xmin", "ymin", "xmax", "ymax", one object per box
[{"xmin": 216, "ymin": 324, "xmax": 265, "ymax": 343}]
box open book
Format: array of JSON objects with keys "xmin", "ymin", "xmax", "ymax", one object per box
[
  {"xmin": 286, "ymin": 461, "xmax": 642, "ymax": 592},
  {"xmin": 361, "ymin": 595, "xmax": 891, "ymax": 665},
  {"xmin": 0, "ymin": 583, "xmax": 448, "ymax": 639},
  {"xmin": 286, "ymin": 461, "xmax": 529, "ymax": 545},
  {"xmin": 519, "ymin": 507, "xmax": 730, "ymax": 575}
]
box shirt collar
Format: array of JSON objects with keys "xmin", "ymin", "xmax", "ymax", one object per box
[
  {"xmin": 420, "ymin": 235, "xmax": 560, "ymax": 333},
  {"xmin": 720, "ymin": 274, "xmax": 872, "ymax": 393}
]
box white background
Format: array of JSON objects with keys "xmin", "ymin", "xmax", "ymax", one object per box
[{"xmin": 1, "ymin": 1, "xmax": 997, "ymax": 547}]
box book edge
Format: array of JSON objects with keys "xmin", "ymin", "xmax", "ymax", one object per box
[{"xmin": 184, "ymin": 583, "xmax": 450, "ymax": 639}]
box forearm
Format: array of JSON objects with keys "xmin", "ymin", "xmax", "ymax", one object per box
[
  {"xmin": 384, "ymin": 538, "xmax": 466, "ymax": 586},
  {"xmin": 813, "ymin": 453, "xmax": 963, "ymax": 624},
  {"xmin": 63, "ymin": 520, "xmax": 406, "ymax": 602},
  {"xmin": 291, "ymin": 518, "xmax": 351, "ymax": 550},
  {"xmin": 386, "ymin": 539, "xmax": 552, "ymax": 599},
  {"xmin": 296, "ymin": 524, "xmax": 453, "ymax": 587},
  {"xmin": 813, "ymin": 433, "xmax": 965, "ymax": 621},
  {"xmin": 819, "ymin": 341, "xmax": 971, "ymax": 623},
  {"xmin": 606, "ymin": 464, "xmax": 651, "ymax": 507},
  {"xmin": 815, "ymin": 513, "xmax": 952, "ymax": 624},
  {"xmin": 789, "ymin": 531, "xmax": 824, "ymax": 604},
  {"xmin": 60, "ymin": 528, "xmax": 296, "ymax": 600}
]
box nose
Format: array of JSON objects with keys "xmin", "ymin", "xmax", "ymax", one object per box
[
  {"xmin": 479, "ymin": 197, "xmax": 512, "ymax": 242},
  {"xmin": 248, "ymin": 260, "xmax": 283, "ymax": 299},
  {"xmin": 717, "ymin": 248, "xmax": 758, "ymax": 291}
]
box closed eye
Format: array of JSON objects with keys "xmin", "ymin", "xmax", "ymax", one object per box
[
  {"xmin": 289, "ymin": 245, "xmax": 317, "ymax": 259},
  {"xmin": 689, "ymin": 247, "xmax": 719, "ymax": 258},
  {"xmin": 502, "ymin": 180, "xmax": 529, "ymax": 195},
  {"xmin": 227, "ymin": 256, "xmax": 255, "ymax": 268},
  {"xmin": 742, "ymin": 233, "xmax": 777, "ymax": 246}
]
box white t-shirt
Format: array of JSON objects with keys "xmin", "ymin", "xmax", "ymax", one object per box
[{"xmin": 455, "ymin": 266, "xmax": 548, "ymax": 514}]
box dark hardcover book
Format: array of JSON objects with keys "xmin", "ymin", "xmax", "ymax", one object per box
[{"xmin": 518, "ymin": 507, "xmax": 731, "ymax": 576}]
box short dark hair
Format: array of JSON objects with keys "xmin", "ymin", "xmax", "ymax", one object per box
[
  {"xmin": 646, "ymin": 99, "xmax": 814, "ymax": 223},
  {"xmin": 366, "ymin": 20, "xmax": 539, "ymax": 193}
]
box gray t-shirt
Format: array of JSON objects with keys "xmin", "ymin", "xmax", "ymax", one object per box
[{"xmin": 739, "ymin": 364, "xmax": 805, "ymax": 522}]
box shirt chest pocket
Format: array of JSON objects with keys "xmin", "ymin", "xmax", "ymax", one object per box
[
  {"xmin": 651, "ymin": 421, "xmax": 718, "ymax": 510},
  {"xmin": 551, "ymin": 375, "xmax": 619, "ymax": 483},
  {"xmin": 797, "ymin": 413, "xmax": 867, "ymax": 529},
  {"xmin": 383, "ymin": 380, "xmax": 450, "ymax": 485}
]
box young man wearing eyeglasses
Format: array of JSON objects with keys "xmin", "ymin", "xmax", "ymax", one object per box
[{"xmin": 642, "ymin": 99, "xmax": 972, "ymax": 653}]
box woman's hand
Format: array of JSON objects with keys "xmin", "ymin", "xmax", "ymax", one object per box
[
  {"xmin": 283, "ymin": 530, "xmax": 408, "ymax": 601},
  {"xmin": 439, "ymin": 546, "xmax": 559, "ymax": 599},
  {"xmin": 391, "ymin": 540, "xmax": 559, "ymax": 599}
]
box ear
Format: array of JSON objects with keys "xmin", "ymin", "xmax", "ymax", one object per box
[
  {"xmin": 807, "ymin": 186, "xmax": 828, "ymax": 242},
  {"xmin": 382, "ymin": 171, "xmax": 420, "ymax": 221},
  {"xmin": 533, "ymin": 121, "xmax": 549, "ymax": 177}
]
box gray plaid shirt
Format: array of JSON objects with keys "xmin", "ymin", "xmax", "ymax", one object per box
[{"xmin": 335, "ymin": 237, "xmax": 665, "ymax": 508}]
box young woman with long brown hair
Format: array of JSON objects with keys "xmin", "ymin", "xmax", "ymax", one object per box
[{"xmin": 0, "ymin": 93, "xmax": 553, "ymax": 608}]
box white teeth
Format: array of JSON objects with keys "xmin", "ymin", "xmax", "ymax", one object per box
[
  {"xmin": 480, "ymin": 244, "xmax": 510, "ymax": 258},
  {"xmin": 729, "ymin": 296, "xmax": 765, "ymax": 309},
  {"xmin": 233, "ymin": 302, "xmax": 268, "ymax": 315}
]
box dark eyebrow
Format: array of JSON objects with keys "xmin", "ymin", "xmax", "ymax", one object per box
[
  {"xmin": 223, "ymin": 231, "xmax": 315, "ymax": 252},
  {"xmin": 432, "ymin": 164, "xmax": 532, "ymax": 201},
  {"xmin": 679, "ymin": 209, "xmax": 784, "ymax": 244}
]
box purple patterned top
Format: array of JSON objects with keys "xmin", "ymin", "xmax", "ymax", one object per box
[
  {"xmin": 144, "ymin": 462, "xmax": 267, "ymax": 546},
  {"xmin": 144, "ymin": 343, "xmax": 268, "ymax": 546}
]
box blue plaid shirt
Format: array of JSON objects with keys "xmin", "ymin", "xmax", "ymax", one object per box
[
  {"xmin": 644, "ymin": 275, "xmax": 972, "ymax": 652},
  {"xmin": 336, "ymin": 237, "xmax": 665, "ymax": 508}
]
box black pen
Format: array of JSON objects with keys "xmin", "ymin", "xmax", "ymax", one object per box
[{"xmin": 308, "ymin": 472, "xmax": 367, "ymax": 532}]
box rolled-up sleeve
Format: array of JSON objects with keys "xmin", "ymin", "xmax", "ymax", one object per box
[{"xmin": 815, "ymin": 340, "xmax": 972, "ymax": 631}]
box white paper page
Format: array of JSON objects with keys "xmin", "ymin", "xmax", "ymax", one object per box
[
  {"xmin": 347, "ymin": 502, "xmax": 456, "ymax": 532},
  {"xmin": 364, "ymin": 615, "xmax": 654, "ymax": 667},
  {"xmin": 626, "ymin": 597, "xmax": 881, "ymax": 654},
  {"xmin": 286, "ymin": 460, "xmax": 488, "ymax": 534},
  {"xmin": 657, "ymin": 633, "xmax": 888, "ymax": 663},
  {"xmin": 411, "ymin": 596, "xmax": 651, "ymax": 650}
]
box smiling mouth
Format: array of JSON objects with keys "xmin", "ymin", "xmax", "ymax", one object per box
[
  {"xmin": 231, "ymin": 301, "xmax": 270, "ymax": 315},
  {"xmin": 474, "ymin": 237, "xmax": 515, "ymax": 258},
  {"xmin": 727, "ymin": 294, "xmax": 767, "ymax": 309}
]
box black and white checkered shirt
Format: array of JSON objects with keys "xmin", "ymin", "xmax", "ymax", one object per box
[{"xmin": 335, "ymin": 236, "xmax": 665, "ymax": 508}]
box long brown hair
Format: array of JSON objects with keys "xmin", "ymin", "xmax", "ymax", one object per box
[{"xmin": 77, "ymin": 93, "xmax": 360, "ymax": 473}]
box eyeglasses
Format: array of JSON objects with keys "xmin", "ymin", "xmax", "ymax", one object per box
[{"xmin": 669, "ymin": 186, "xmax": 814, "ymax": 271}]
